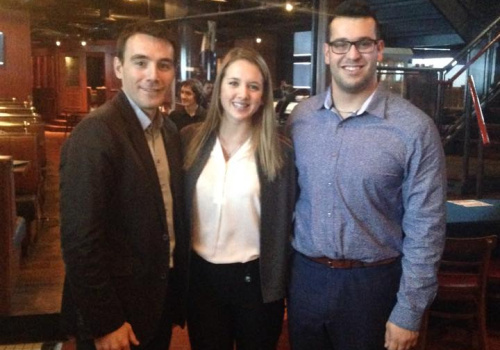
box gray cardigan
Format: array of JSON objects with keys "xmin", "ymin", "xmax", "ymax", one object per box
[{"xmin": 182, "ymin": 124, "xmax": 296, "ymax": 302}]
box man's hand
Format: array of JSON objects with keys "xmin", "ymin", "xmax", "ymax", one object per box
[
  {"xmin": 384, "ymin": 321, "xmax": 419, "ymax": 350},
  {"xmin": 94, "ymin": 322, "xmax": 140, "ymax": 350}
]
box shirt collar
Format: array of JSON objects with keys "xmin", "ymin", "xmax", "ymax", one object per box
[
  {"xmin": 123, "ymin": 91, "xmax": 161, "ymax": 131},
  {"xmin": 321, "ymin": 85, "xmax": 383, "ymax": 119}
]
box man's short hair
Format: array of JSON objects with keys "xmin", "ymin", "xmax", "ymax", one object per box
[
  {"xmin": 116, "ymin": 20, "xmax": 178, "ymax": 64},
  {"xmin": 327, "ymin": 0, "xmax": 381, "ymax": 41}
]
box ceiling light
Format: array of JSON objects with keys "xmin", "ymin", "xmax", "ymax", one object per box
[
  {"xmin": 256, "ymin": 37, "xmax": 262, "ymax": 44},
  {"xmin": 285, "ymin": 2, "xmax": 294, "ymax": 11},
  {"xmin": 81, "ymin": 41, "xmax": 87, "ymax": 46},
  {"xmin": 56, "ymin": 40, "xmax": 61, "ymax": 46}
]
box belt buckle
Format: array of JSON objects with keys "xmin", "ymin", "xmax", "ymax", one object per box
[{"xmin": 328, "ymin": 259, "xmax": 355, "ymax": 269}]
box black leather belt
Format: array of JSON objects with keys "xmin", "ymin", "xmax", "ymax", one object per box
[{"xmin": 303, "ymin": 254, "xmax": 398, "ymax": 269}]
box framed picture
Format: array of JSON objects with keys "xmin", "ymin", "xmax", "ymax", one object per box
[{"xmin": 0, "ymin": 32, "xmax": 4, "ymax": 66}]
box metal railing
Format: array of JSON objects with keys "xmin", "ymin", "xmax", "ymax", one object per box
[
  {"xmin": 468, "ymin": 75, "xmax": 490, "ymax": 197},
  {"xmin": 376, "ymin": 15, "xmax": 500, "ymax": 197}
]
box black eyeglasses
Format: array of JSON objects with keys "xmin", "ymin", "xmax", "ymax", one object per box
[{"xmin": 327, "ymin": 39, "xmax": 380, "ymax": 54}]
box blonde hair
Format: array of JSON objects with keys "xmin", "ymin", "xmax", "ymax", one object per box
[{"xmin": 184, "ymin": 47, "xmax": 283, "ymax": 180}]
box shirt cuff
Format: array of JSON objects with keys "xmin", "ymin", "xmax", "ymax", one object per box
[{"xmin": 388, "ymin": 302, "xmax": 423, "ymax": 331}]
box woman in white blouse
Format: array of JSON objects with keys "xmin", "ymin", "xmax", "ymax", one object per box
[{"xmin": 181, "ymin": 47, "xmax": 296, "ymax": 349}]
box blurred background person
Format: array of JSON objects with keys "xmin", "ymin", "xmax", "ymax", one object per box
[
  {"xmin": 202, "ymin": 80, "xmax": 214, "ymax": 108},
  {"xmin": 273, "ymin": 79, "xmax": 293, "ymax": 100},
  {"xmin": 169, "ymin": 78, "xmax": 206, "ymax": 131},
  {"xmin": 181, "ymin": 47, "xmax": 296, "ymax": 350}
]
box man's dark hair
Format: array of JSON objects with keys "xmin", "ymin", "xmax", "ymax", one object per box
[
  {"xmin": 116, "ymin": 20, "xmax": 178, "ymax": 64},
  {"xmin": 180, "ymin": 79, "xmax": 205, "ymax": 105},
  {"xmin": 326, "ymin": 0, "xmax": 381, "ymax": 41}
]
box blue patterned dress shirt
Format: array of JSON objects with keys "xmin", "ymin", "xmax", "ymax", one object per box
[{"xmin": 288, "ymin": 85, "xmax": 447, "ymax": 331}]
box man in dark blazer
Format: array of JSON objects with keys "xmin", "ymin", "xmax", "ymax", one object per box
[{"xmin": 59, "ymin": 20, "xmax": 188, "ymax": 350}]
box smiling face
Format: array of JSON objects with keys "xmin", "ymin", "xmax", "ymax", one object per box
[
  {"xmin": 114, "ymin": 33, "xmax": 175, "ymax": 118},
  {"xmin": 324, "ymin": 16, "xmax": 384, "ymax": 95},
  {"xmin": 220, "ymin": 59, "xmax": 264, "ymax": 125}
]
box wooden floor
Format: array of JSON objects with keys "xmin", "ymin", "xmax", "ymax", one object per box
[{"xmin": 3, "ymin": 131, "xmax": 500, "ymax": 349}]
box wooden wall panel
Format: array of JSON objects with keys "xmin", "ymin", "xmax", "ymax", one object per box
[{"xmin": 0, "ymin": 8, "xmax": 33, "ymax": 101}]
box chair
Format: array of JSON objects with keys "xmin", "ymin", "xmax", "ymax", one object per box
[
  {"xmin": 60, "ymin": 111, "xmax": 81, "ymax": 137},
  {"xmin": 95, "ymin": 86, "xmax": 107, "ymax": 106},
  {"xmin": 0, "ymin": 133, "xmax": 44, "ymax": 255},
  {"xmin": 487, "ymin": 257, "xmax": 500, "ymax": 333},
  {"xmin": 64, "ymin": 113, "xmax": 79, "ymax": 137},
  {"xmin": 0, "ymin": 155, "xmax": 26, "ymax": 314},
  {"xmin": 426, "ymin": 235, "xmax": 497, "ymax": 350}
]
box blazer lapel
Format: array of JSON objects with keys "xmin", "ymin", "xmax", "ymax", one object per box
[
  {"xmin": 186, "ymin": 133, "xmax": 216, "ymax": 216},
  {"xmin": 114, "ymin": 92, "xmax": 167, "ymax": 228}
]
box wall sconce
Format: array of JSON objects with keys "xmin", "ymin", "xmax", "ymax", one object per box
[{"xmin": 256, "ymin": 37, "xmax": 262, "ymax": 44}]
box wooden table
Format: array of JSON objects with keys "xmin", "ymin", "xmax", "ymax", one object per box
[
  {"xmin": 446, "ymin": 199, "xmax": 500, "ymax": 256},
  {"xmin": 12, "ymin": 160, "xmax": 30, "ymax": 191},
  {"xmin": 12, "ymin": 160, "xmax": 30, "ymax": 174}
]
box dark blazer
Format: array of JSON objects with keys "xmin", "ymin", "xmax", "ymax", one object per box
[
  {"xmin": 59, "ymin": 91, "xmax": 188, "ymax": 345},
  {"xmin": 181, "ymin": 124, "xmax": 296, "ymax": 302}
]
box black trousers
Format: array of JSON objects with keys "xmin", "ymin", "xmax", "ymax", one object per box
[{"xmin": 187, "ymin": 253, "xmax": 284, "ymax": 350}]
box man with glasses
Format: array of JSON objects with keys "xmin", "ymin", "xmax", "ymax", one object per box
[{"xmin": 287, "ymin": 1, "xmax": 446, "ymax": 350}]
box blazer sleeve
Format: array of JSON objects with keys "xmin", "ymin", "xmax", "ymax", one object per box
[{"xmin": 60, "ymin": 116, "xmax": 126, "ymax": 338}]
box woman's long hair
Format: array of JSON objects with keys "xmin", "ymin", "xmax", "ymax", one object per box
[{"xmin": 184, "ymin": 47, "xmax": 283, "ymax": 180}]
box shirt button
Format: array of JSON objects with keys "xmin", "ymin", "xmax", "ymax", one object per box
[
  {"xmin": 244, "ymin": 275, "xmax": 252, "ymax": 283},
  {"xmin": 162, "ymin": 234, "xmax": 168, "ymax": 241},
  {"xmin": 328, "ymin": 182, "xmax": 332, "ymax": 186},
  {"xmin": 327, "ymin": 212, "xmax": 332, "ymax": 217}
]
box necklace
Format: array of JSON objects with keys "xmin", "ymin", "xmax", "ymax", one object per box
[
  {"xmin": 219, "ymin": 136, "xmax": 247, "ymax": 160},
  {"xmin": 335, "ymin": 107, "xmax": 358, "ymax": 115},
  {"xmin": 331, "ymin": 94, "xmax": 358, "ymax": 115},
  {"xmin": 335, "ymin": 108, "xmax": 357, "ymax": 120}
]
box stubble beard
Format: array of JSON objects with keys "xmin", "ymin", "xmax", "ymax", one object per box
[{"xmin": 331, "ymin": 64, "xmax": 377, "ymax": 94}]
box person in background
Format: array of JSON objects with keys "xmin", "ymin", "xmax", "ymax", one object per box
[
  {"xmin": 182, "ymin": 47, "xmax": 296, "ymax": 350},
  {"xmin": 277, "ymin": 80, "xmax": 293, "ymax": 99},
  {"xmin": 202, "ymin": 80, "xmax": 214, "ymax": 108},
  {"xmin": 169, "ymin": 79, "xmax": 206, "ymax": 131},
  {"xmin": 287, "ymin": 1, "xmax": 447, "ymax": 350},
  {"xmin": 59, "ymin": 20, "xmax": 188, "ymax": 350}
]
